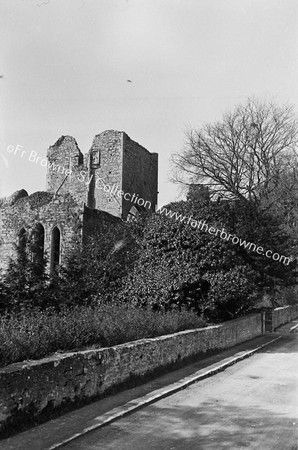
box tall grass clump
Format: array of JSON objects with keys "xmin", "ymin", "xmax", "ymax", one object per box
[{"xmin": 0, "ymin": 304, "xmax": 206, "ymax": 367}]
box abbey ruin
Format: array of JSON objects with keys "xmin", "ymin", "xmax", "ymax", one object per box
[{"xmin": 0, "ymin": 130, "xmax": 158, "ymax": 273}]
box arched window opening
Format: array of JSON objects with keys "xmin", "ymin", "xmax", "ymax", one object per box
[
  {"xmin": 17, "ymin": 228, "xmax": 28, "ymax": 266},
  {"xmin": 51, "ymin": 227, "xmax": 61, "ymax": 273},
  {"xmin": 32, "ymin": 224, "xmax": 45, "ymax": 274},
  {"xmin": 18, "ymin": 228, "xmax": 27, "ymax": 252}
]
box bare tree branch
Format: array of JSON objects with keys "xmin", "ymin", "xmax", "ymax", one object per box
[{"xmin": 172, "ymin": 98, "xmax": 298, "ymax": 206}]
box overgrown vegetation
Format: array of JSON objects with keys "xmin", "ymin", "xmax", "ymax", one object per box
[
  {"xmin": 0, "ymin": 221, "xmax": 140, "ymax": 312},
  {"xmin": 0, "ymin": 304, "xmax": 206, "ymax": 367},
  {"xmin": 1, "ymin": 97, "xmax": 297, "ymax": 365},
  {"xmin": 117, "ymin": 196, "xmax": 296, "ymax": 321},
  {"xmin": 0, "ymin": 183, "xmax": 296, "ymax": 325}
]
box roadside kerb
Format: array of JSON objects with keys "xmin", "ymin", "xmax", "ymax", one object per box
[
  {"xmin": 49, "ymin": 335, "xmax": 282, "ymax": 449},
  {"xmin": 290, "ymin": 322, "xmax": 298, "ymax": 333}
]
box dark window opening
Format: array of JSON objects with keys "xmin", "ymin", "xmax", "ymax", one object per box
[
  {"xmin": 73, "ymin": 153, "xmax": 83, "ymax": 166},
  {"xmin": 51, "ymin": 227, "xmax": 61, "ymax": 273},
  {"xmin": 32, "ymin": 224, "xmax": 45, "ymax": 275},
  {"xmin": 91, "ymin": 151, "xmax": 100, "ymax": 166},
  {"xmin": 18, "ymin": 228, "xmax": 27, "ymax": 252}
]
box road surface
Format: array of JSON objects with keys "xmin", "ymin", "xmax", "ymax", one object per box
[{"xmin": 63, "ymin": 333, "xmax": 298, "ymax": 450}]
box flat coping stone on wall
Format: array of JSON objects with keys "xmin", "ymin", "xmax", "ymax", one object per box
[{"xmin": 0, "ymin": 313, "xmax": 262, "ymax": 436}]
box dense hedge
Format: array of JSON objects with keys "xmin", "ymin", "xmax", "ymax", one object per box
[{"xmin": 0, "ymin": 304, "xmax": 206, "ymax": 367}]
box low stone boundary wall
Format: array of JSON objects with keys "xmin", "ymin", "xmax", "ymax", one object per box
[
  {"xmin": 265, "ymin": 304, "xmax": 298, "ymax": 332},
  {"xmin": 0, "ymin": 313, "xmax": 262, "ymax": 435}
]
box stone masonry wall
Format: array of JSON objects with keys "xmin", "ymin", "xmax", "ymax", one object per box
[
  {"xmin": 82, "ymin": 205, "xmax": 122, "ymax": 243},
  {"xmin": 0, "ymin": 192, "xmax": 84, "ymax": 271},
  {"xmin": 87, "ymin": 131, "xmax": 158, "ymax": 220},
  {"xmin": 265, "ymin": 305, "xmax": 298, "ymax": 332},
  {"xmin": 0, "ymin": 314, "xmax": 262, "ymax": 434},
  {"xmin": 122, "ymin": 132, "xmax": 158, "ymax": 219},
  {"xmin": 46, "ymin": 136, "xmax": 89, "ymax": 206},
  {"xmin": 88, "ymin": 131, "xmax": 123, "ymax": 216},
  {"xmin": 0, "ymin": 131, "xmax": 159, "ymax": 273}
]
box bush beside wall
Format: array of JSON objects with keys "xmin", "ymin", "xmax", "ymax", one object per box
[{"xmin": 0, "ymin": 313, "xmax": 262, "ymax": 435}]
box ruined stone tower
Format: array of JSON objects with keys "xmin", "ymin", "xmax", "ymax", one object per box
[
  {"xmin": 0, "ymin": 131, "xmax": 158, "ymax": 273},
  {"xmin": 46, "ymin": 131, "xmax": 158, "ymax": 220}
]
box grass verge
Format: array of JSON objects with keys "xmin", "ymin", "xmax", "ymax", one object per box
[{"xmin": 0, "ymin": 304, "xmax": 206, "ymax": 367}]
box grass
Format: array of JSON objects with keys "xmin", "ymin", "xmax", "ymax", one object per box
[{"xmin": 0, "ymin": 304, "xmax": 206, "ymax": 367}]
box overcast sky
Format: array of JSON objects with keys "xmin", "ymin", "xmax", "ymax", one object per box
[{"xmin": 1, "ymin": 0, "xmax": 298, "ymax": 206}]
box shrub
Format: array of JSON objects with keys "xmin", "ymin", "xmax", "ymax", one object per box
[
  {"xmin": 0, "ymin": 220, "xmax": 141, "ymax": 312},
  {"xmin": 271, "ymin": 285, "xmax": 298, "ymax": 306},
  {"xmin": 0, "ymin": 229, "xmax": 48, "ymax": 312},
  {"xmin": 0, "ymin": 304, "xmax": 206, "ymax": 367},
  {"xmin": 118, "ymin": 198, "xmax": 296, "ymax": 321}
]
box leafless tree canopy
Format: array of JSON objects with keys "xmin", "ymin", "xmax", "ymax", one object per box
[{"xmin": 173, "ymin": 98, "xmax": 298, "ymax": 204}]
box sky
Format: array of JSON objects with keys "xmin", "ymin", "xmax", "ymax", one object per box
[{"xmin": 0, "ymin": 0, "xmax": 298, "ymax": 207}]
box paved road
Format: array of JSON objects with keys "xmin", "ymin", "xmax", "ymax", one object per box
[{"xmin": 63, "ymin": 334, "xmax": 298, "ymax": 450}]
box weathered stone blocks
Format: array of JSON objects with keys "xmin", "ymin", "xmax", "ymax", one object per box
[
  {"xmin": 265, "ymin": 304, "xmax": 298, "ymax": 332},
  {"xmin": 0, "ymin": 313, "xmax": 262, "ymax": 434},
  {"xmin": 0, "ymin": 130, "xmax": 158, "ymax": 272}
]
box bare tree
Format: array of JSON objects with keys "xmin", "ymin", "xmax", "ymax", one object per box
[{"xmin": 173, "ymin": 98, "xmax": 298, "ymax": 205}]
